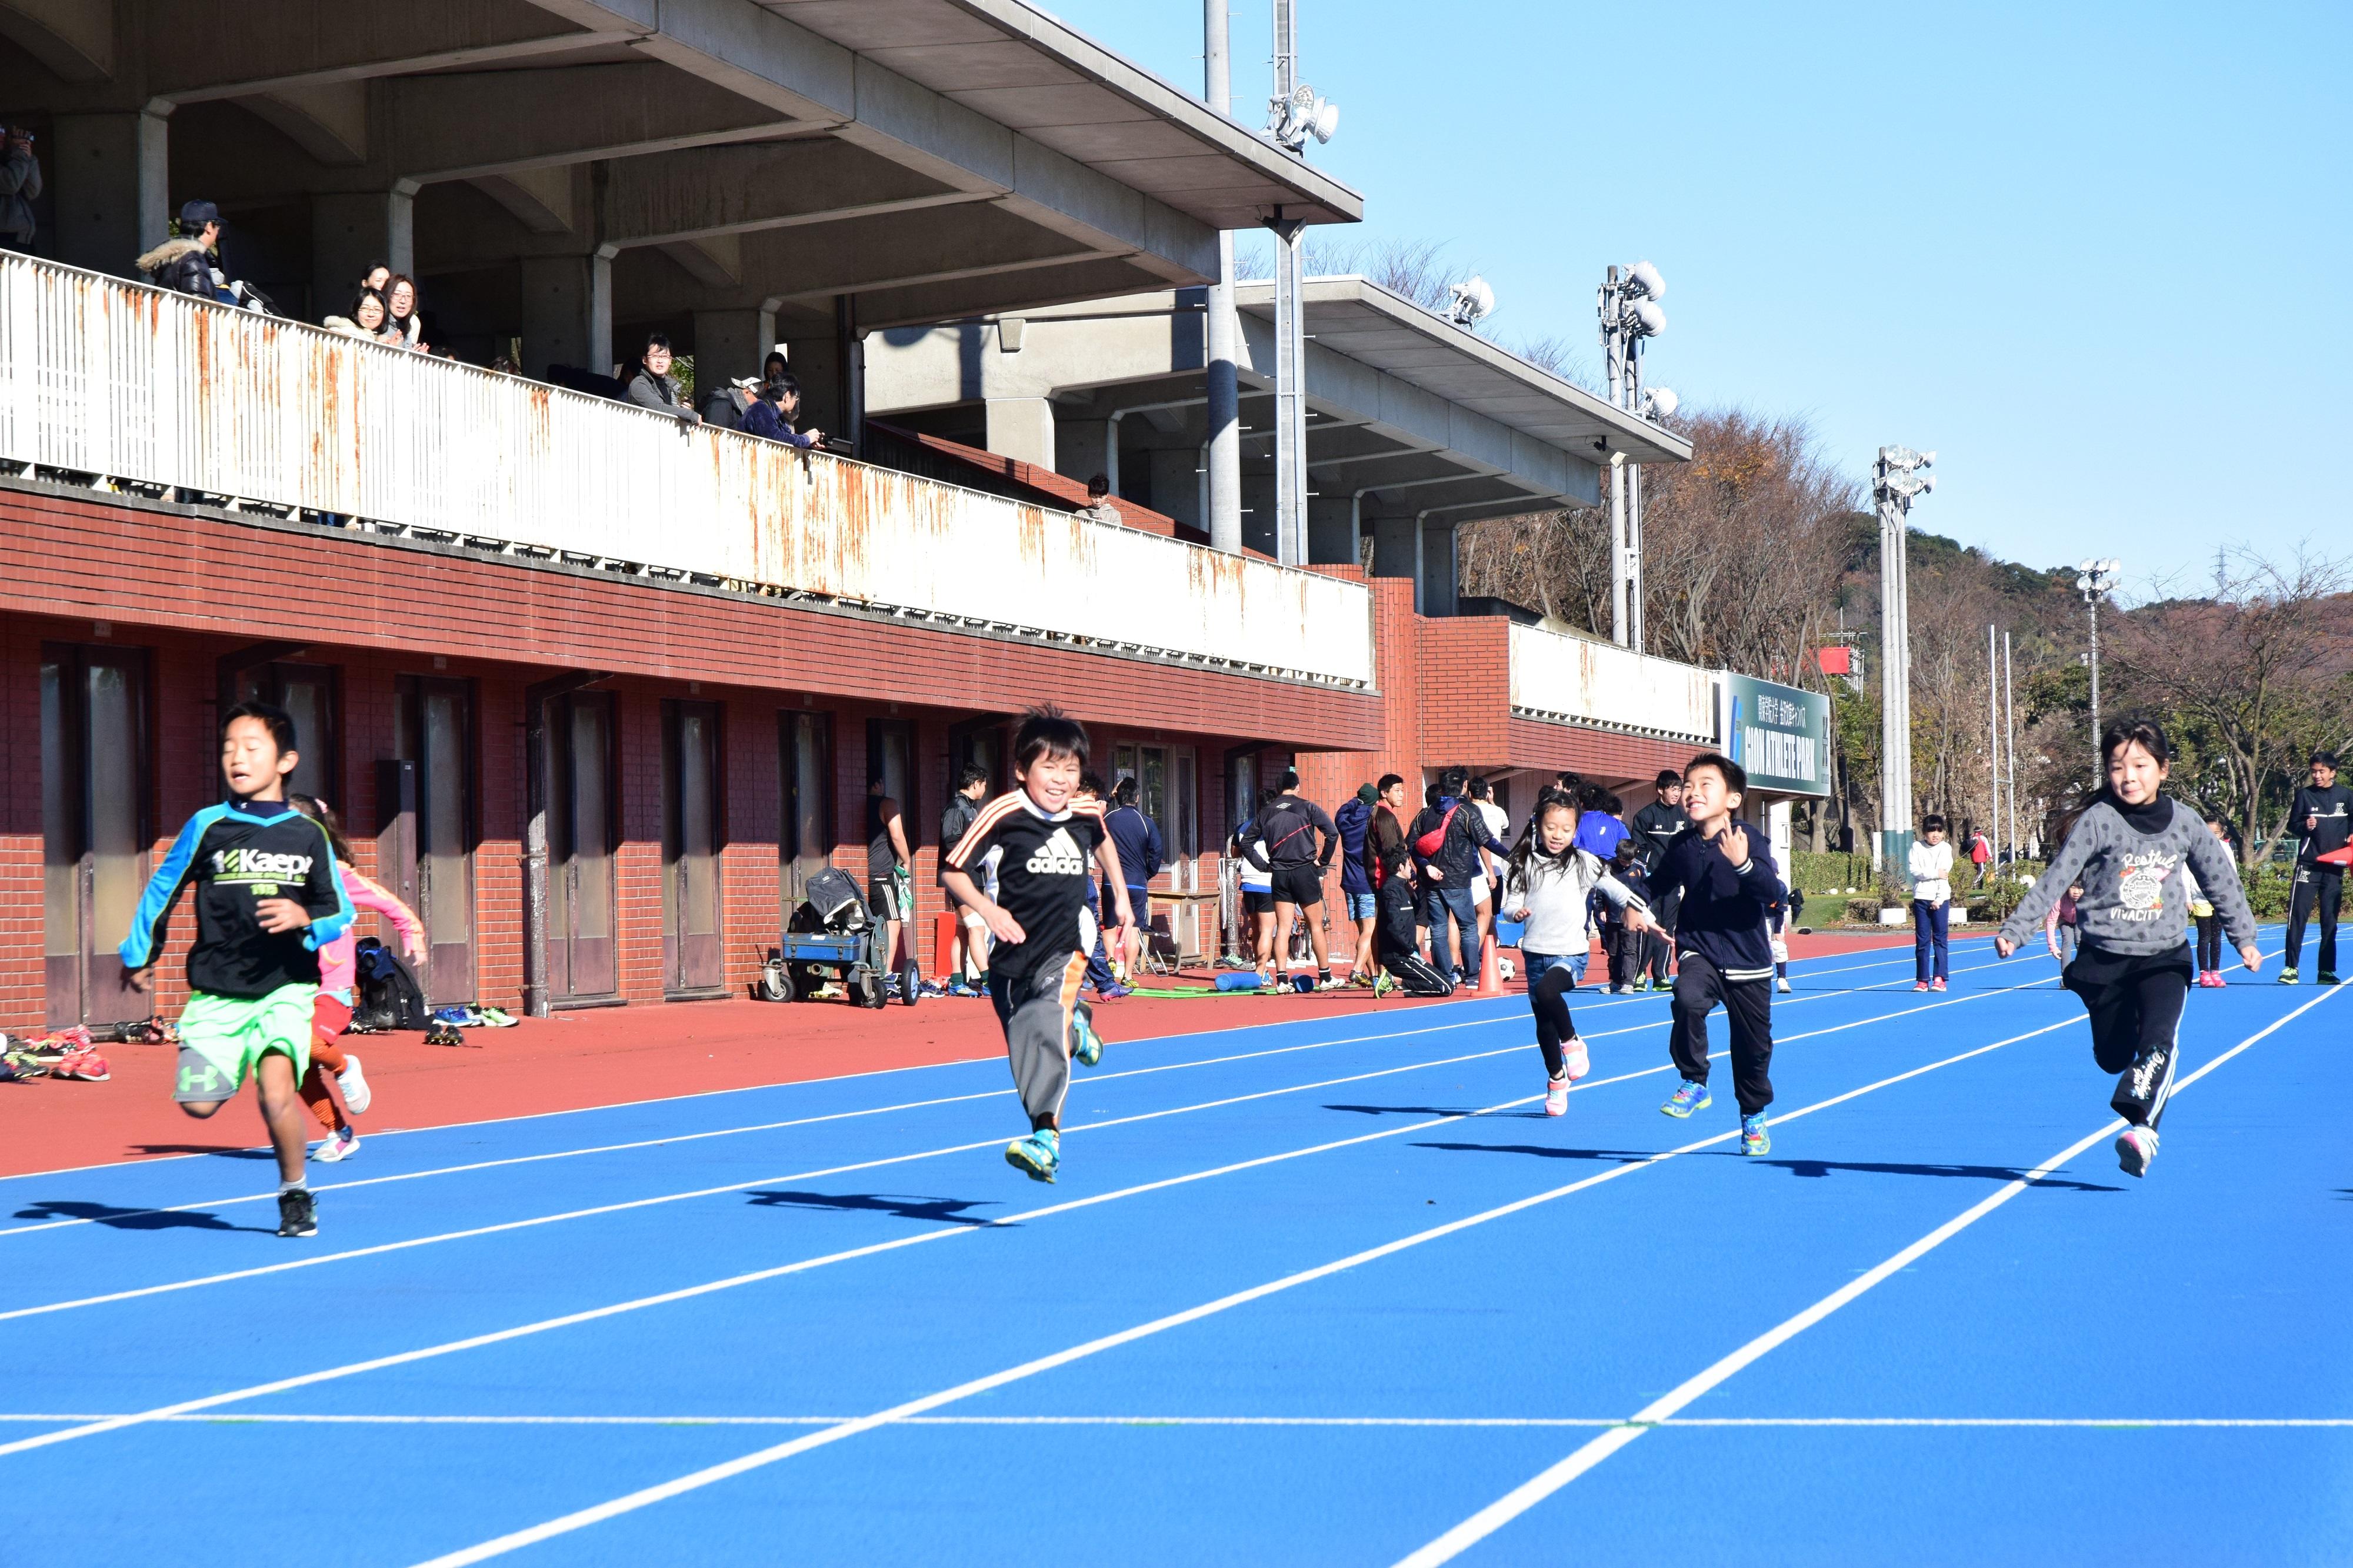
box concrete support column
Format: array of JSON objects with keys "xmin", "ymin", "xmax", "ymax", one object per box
[
  {"xmin": 312, "ymin": 190, "xmax": 414, "ymax": 303},
  {"xmin": 520, "ymin": 253, "xmax": 613, "ymax": 378},
  {"xmin": 691, "ymin": 306, "xmax": 778, "ymax": 387},
  {"xmin": 51, "ymin": 111, "xmax": 169, "ymax": 275},
  {"xmin": 984, "ymin": 396, "xmax": 1057, "ymax": 470}
]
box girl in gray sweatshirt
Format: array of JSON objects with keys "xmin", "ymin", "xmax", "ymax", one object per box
[{"xmin": 1997, "ymin": 719, "xmax": 2258, "ymax": 1179}]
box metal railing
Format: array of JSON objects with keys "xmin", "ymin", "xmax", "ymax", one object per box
[
  {"xmin": 1507, "ymin": 620, "xmax": 1716, "ymax": 742},
  {"xmin": 0, "ymin": 255, "xmax": 1374, "ymax": 688}
]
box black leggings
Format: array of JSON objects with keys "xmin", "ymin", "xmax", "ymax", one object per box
[
  {"xmin": 1378, "ymin": 887, "xmax": 1455, "ymax": 996},
  {"xmin": 1526, "ymin": 955, "xmax": 1579, "ymax": 1077},
  {"xmin": 2195, "ymin": 913, "xmax": 2222, "ymax": 971},
  {"xmin": 2067, "ymin": 952, "xmax": 2188, "ymax": 1129}
]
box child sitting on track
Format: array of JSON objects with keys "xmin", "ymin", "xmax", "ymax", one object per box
[
  {"xmin": 940, "ymin": 705, "xmax": 1135, "ymax": 1183},
  {"xmin": 1502, "ymin": 788, "xmax": 1654, "ymax": 1117},
  {"xmin": 119, "ymin": 702, "xmax": 354, "ymax": 1237},
  {"xmin": 1997, "ymin": 718, "xmax": 2258, "ymax": 1179},
  {"xmin": 287, "ymin": 795, "xmax": 425, "ymax": 1162},
  {"xmin": 1646, "ymin": 752, "xmax": 1787, "ymax": 1156}
]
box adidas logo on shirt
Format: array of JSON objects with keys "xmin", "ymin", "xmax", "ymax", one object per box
[{"xmin": 1026, "ymin": 826, "xmax": 1089, "ymax": 876}]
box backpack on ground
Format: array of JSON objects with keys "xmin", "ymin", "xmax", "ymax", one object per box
[{"xmin": 352, "ymin": 936, "xmax": 431, "ymax": 1032}]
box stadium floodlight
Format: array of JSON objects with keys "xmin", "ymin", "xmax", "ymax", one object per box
[
  {"xmin": 1641, "ymin": 386, "xmax": 1679, "ymax": 421},
  {"xmin": 1628, "ymin": 298, "xmax": 1666, "ymax": 338},
  {"xmin": 2075, "ymin": 557, "xmax": 2123, "ymax": 767},
  {"xmin": 1445, "ymin": 275, "xmax": 1495, "ymax": 327},
  {"xmin": 1622, "ymin": 260, "xmax": 1666, "ymax": 301},
  {"xmin": 1873, "ymin": 442, "xmax": 1937, "ymax": 874},
  {"xmin": 1270, "ymin": 82, "xmax": 1339, "ymax": 151},
  {"xmin": 1599, "ymin": 257, "xmax": 1674, "ymax": 652}
]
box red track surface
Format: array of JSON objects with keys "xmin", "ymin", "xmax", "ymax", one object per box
[{"xmin": 0, "ymin": 933, "xmax": 1908, "ymax": 1179}]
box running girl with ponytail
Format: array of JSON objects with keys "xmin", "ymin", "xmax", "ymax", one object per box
[
  {"xmin": 1502, "ymin": 787, "xmax": 1655, "ymax": 1117},
  {"xmin": 1995, "ymin": 718, "xmax": 2260, "ymax": 1179}
]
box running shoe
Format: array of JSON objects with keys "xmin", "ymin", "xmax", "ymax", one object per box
[
  {"xmin": 314, "ymin": 1126, "xmax": 360, "ymax": 1163},
  {"xmin": 277, "ymin": 1187, "xmax": 319, "ymax": 1238},
  {"xmin": 2115, "ymin": 1124, "xmax": 2158, "ymax": 1178},
  {"xmin": 1661, "ymin": 1080, "xmax": 1711, "ymax": 1118},
  {"xmin": 1096, "ymin": 983, "xmax": 1133, "ymax": 1001},
  {"xmin": 2321, "ymin": 971, "xmax": 2342, "ymax": 986},
  {"xmin": 1931, "ymin": 978, "xmax": 1947, "ymax": 992},
  {"xmin": 2209, "ymin": 970, "xmax": 2227, "ymax": 988},
  {"xmin": 53, "ymin": 1045, "xmax": 110, "ymax": 1081},
  {"xmin": 1071, "ymin": 1009, "xmax": 1105, "ymax": 1069},
  {"xmin": 2279, "ymin": 970, "xmax": 2301, "ymax": 985},
  {"xmin": 1544, "ymin": 1073, "xmax": 1569, "ymax": 1118},
  {"xmin": 1741, "ymin": 1112, "xmax": 1771, "ymax": 1156},
  {"xmin": 1373, "ymin": 970, "xmax": 1395, "ymax": 999},
  {"xmin": 1005, "ymin": 1127, "xmax": 1061, "ymax": 1183},
  {"xmin": 1775, "ymin": 976, "xmax": 1792, "ymax": 994},
  {"xmin": 946, "ymin": 980, "xmax": 978, "ymax": 998},
  {"xmin": 475, "ymin": 1007, "xmax": 519, "ymax": 1029},
  {"xmin": 336, "ymin": 1053, "xmax": 371, "ymax": 1115},
  {"xmin": 1913, "ymin": 982, "xmax": 1931, "ymax": 992},
  {"xmin": 1561, "ymin": 1034, "xmax": 1590, "ymax": 1082},
  {"xmin": 424, "ymin": 1017, "xmax": 468, "ymax": 1047}
]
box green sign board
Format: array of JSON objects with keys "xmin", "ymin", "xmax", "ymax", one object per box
[{"xmin": 1722, "ymin": 673, "xmax": 1831, "ymax": 796}]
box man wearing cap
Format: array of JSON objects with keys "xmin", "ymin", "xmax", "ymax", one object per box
[{"xmin": 139, "ymin": 199, "xmax": 231, "ymax": 301}]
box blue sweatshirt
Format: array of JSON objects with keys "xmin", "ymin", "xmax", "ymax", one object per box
[
  {"xmin": 1104, "ymin": 803, "xmax": 1163, "ymax": 890},
  {"xmin": 1645, "ymin": 818, "xmax": 1785, "ymax": 982},
  {"xmin": 1334, "ymin": 796, "xmax": 1374, "ymax": 896}
]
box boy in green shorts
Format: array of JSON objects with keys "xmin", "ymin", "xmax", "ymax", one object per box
[{"xmin": 121, "ymin": 702, "xmax": 354, "ymax": 1237}]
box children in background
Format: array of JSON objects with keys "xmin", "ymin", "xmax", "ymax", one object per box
[
  {"xmin": 287, "ymin": 795, "xmax": 425, "ymax": 1162},
  {"xmin": 941, "ymin": 706, "xmax": 1134, "ymax": 1183},
  {"xmin": 1365, "ymin": 773, "xmax": 1452, "ymax": 996},
  {"xmin": 1775, "ymin": 885, "xmax": 1807, "ymax": 993},
  {"xmin": 1504, "ymin": 789, "xmax": 1653, "ymax": 1116},
  {"xmin": 1646, "ymin": 752, "xmax": 1788, "ymax": 1156},
  {"xmin": 1998, "ymin": 718, "xmax": 2259, "ymax": 1179},
  {"xmin": 1601, "ymin": 839, "xmax": 1653, "ymax": 994},
  {"xmin": 2192, "ymin": 815, "xmax": 2231, "ymax": 987},
  {"xmin": 2045, "ymin": 885, "xmax": 2083, "ymax": 966},
  {"xmin": 119, "ymin": 703, "xmax": 354, "ymax": 1237},
  {"xmin": 1910, "ymin": 813, "xmax": 1955, "ymax": 992}
]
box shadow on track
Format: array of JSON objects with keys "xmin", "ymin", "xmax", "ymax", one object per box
[
  {"xmin": 745, "ymin": 1190, "xmax": 1002, "ymax": 1227},
  {"xmin": 1707, "ymin": 1154, "xmax": 2122, "ymax": 1192},
  {"xmin": 1407, "ymin": 1142, "xmax": 1657, "ymax": 1166},
  {"xmin": 10, "ymin": 1199, "xmax": 276, "ymax": 1233}
]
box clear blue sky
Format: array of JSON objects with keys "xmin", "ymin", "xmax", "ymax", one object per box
[{"xmin": 1041, "ymin": 0, "xmax": 2348, "ymax": 596}]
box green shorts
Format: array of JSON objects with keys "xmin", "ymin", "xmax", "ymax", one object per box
[{"xmin": 174, "ymin": 985, "xmax": 316, "ymax": 1103}]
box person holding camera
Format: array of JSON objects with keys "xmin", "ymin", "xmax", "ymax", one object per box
[{"xmin": 0, "ymin": 124, "xmax": 41, "ymax": 252}]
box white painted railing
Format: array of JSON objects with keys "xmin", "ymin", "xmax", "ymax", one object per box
[
  {"xmin": 0, "ymin": 256, "xmax": 1373, "ymax": 688},
  {"xmin": 1507, "ymin": 621, "xmax": 1716, "ymax": 741}
]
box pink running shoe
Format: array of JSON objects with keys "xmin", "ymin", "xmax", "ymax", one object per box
[
  {"xmin": 1931, "ymin": 978, "xmax": 1947, "ymax": 992},
  {"xmin": 1913, "ymin": 982, "xmax": 1931, "ymax": 992},
  {"xmin": 2115, "ymin": 1124, "xmax": 2158, "ymax": 1178},
  {"xmin": 1561, "ymin": 1035, "xmax": 1590, "ymax": 1082},
  {"xmin": 1544, "ymin": 1075, "xmax": 1569, "ymax": 1117},
  {"xmin": 2209, "ymin": 970, "xmax": 2227, "ymax": 988}
]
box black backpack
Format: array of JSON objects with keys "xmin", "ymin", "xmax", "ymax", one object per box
[{"xmin": 351, "ymin": 936, "xmax": 431, "ymax": 1032}]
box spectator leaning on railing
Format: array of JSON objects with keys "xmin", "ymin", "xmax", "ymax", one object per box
[
  {"xmin": 741, "ymin": 373, "xmax": 824, "ymax": 449},
  {"xmin": 0, "ymin": 123, "xmax": 42, "ymax": 253},
  {"xmin": 136, "ymin": 199, "xmax": 273, "ymax": 313},
  {"xmin": 322, "ymin": 289, "xmax": 404, "ymax": 346},
  {"xmin": 383, "ymin": 273, "xmax": 425, "ymax": 348},
  {"xmin": 625, "ymin": 333, "xmax": 699, "ymax": 428}
]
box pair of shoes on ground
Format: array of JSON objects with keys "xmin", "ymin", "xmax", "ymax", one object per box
[
  {"xmin": 1, "ymin": 1038, "xmax": 110, "ymax": 1082},
  {"xmin": 1658, "ymin": 1079, "xmax": 1771, "ymax": 1155},
  {"xmin": 2273, "ymin": 969, "xmax": 2337, "ymax": 985},
  {"xmin": 2197, "ymin": 970, "xmax": 2231, "ymax": 988},
  {"xmin": 1911, "ymin": 978, "xmax": 1949, "ymax": 993}
]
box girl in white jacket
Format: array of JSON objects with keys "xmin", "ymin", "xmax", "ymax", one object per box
[
  {"xmin": 1504, "ymin": 789, "xmax": 1654, "ymax": 1117},
  {"xmin": 1908, "ymin": 814, "xmax": 1956, "ymax": 990}
]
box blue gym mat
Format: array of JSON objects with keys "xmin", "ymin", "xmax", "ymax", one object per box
[{"xmin": 1, "ymin": 930, "xmax": 2344, "ymax": 1566}]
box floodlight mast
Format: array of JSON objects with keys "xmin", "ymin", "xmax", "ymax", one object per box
[
  {"xmin": 1872, "ymin": 444, "xmax": 1935, "ymax": 873},
  {"xmin": 2077, "ymin": 556, "xmax": 2122, "ymax": 769},
  {"xmin": 1202, "ymin": 0, "xmax": 1241, "ymax": 554},
  {"xmin": 1599, "ymin": 260, "xmax": 1668, "ymax": 649},
  {"xmin": 1261, "ymin": 0, "xmax": 1324, "ymax": 566}
]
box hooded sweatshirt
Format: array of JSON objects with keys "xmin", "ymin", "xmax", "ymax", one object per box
[{"xmin": 1999, "ymin": 793, "xmax": 2256, "ymax": 958}]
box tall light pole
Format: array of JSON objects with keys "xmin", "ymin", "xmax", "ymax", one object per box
[
  {"xmin": 2004, "ymin": 629, "xmax": 2019, "ymax": 859},
  {"xmin": 1872, "ymin": 445, "xmax": 1934, "ymax": 875},
  {"xmin": 1264, "ymin": 0, "xmax": 1337, "ymax": 568},
  {"xmin": 1598, "ymin": 261, "xmax": 1667, "ymax": 648},
  {"xmin": 1202, "ymin": 0, "xmax": 1242, "ymax": 555},
  {"xmin": 2076, "ymin": 557, "xmax": 2121, "ymax": 768},
  {"xmin": 1987, "ymin": 622, "xmax": 2001, "ymax": 879}
]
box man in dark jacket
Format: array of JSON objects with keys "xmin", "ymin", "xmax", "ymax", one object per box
[
  {"xmin": 742, "ymin": 373, "xmax": 824, "ymax": 448},
  {"xmin": 939, "ymin": 763, "xmax": 991, "ymax": 993},
  {"xmin": 1646, "ymin": 752, "xmax": 1787, "ymax": 1155},
  {"xmin": 2284, "ymin": 749, "xmax": 2350, "ymax": 985},
  {"xmin": 1411, "ymin": 767, "xmax": 1508, "ymax": 983},
  {"xmin": 1629, "ymin": 769, "xmax": 1691, "ymax": 987},
  {"xmin": 1335, "ymin": 783, "xmax": 1378, "ymax": 984},
  {"xmin": 0, "ymin": 124, "xmax": 42, "ymax": 251},
  {"xmin": 1238, "ymin": 769, "xmax": 1339, "ymax": 987},
  {"xmin": 1365, "ymin": 773, "xmax": 1450, "ymax": 996},
  {"xmin": 139, "ymin": 199, "xmax": 229, "ymax": 301},
  {"xmin": 1104, "ymin": 778, "xmax": 1164, "ymax": 979}
]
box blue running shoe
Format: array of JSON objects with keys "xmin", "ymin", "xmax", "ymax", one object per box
[
  {"xmin": 1741, "ymin": 1112, "xmax": 1771, "ymax": 1156},
  {"xmin": 1661, "ymin": 1080, "xmax": 1711, "ymax": 1118},
  {"xmin": 1005, "ymin": 1127, "xmax": 1061, "ymax": 1182},
  {"xmin": 1072, "ymin": 1007, "xmax": 1105, "ymax": 1068}
]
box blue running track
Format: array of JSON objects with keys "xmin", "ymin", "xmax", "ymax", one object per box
[{"xmin": 1, "ymin": 932, "xmax": 2345, "ymax": 1565}]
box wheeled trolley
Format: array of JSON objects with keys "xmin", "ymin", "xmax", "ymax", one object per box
[{"xmin": 758, "ymin": 866, "xmax": 920, "ymax": 1008}]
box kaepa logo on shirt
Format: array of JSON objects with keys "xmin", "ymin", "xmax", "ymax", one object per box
[
  {"xmin": 211, "ymin": 847, "xmax": 314, "ymax": 882},
  {"xmin": 1026, "ymin": 827, "xmax": 1088, "ymax": 876}
]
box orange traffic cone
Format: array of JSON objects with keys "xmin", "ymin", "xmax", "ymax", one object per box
[
  {"xmin": 1475, "ymin": 933, "xmax": 1505, "ymax": 997},
  {"xmin": 933, "ymin": 910, "xmax": 962, "ymax": 983}
]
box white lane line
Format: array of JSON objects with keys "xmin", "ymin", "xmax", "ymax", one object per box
[
  {"xmin": 0, "ymin": 992, "xmax": 2029, "ymax": 1464},
  {"xmin": 0, "ymin": 945, "xmax": 2014, "ymax": 1240},
  {"xmin": 0, "ymin": 986, "xmax": 1998, "ymax": 1323},
  {"xmin": 4, "ymin": 1412, "xmax": 2342, "ymax": 1429},
  {"xmin": 0, "ymin": 939, "xmax": 1936, "ymax": 1187},
  {"xmin": 1391, "ymin": 979, "xmax": 2344, "ymax": 1568},
  {"xmin": 394, "ymin": 1016, "xmax": 2075, "ymax": 1567}
]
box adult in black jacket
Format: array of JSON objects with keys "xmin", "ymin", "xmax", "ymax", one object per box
[
  {"xmin": 1629, "ymin": 770, "xmax": 1691, "ymax": 986},
  {"xmin": 1239, "ymin": 772, "xmax": 1340, "ymax": 985},
  {"xmin": 1645, "ymin": 753, "xmax": 1787, "ymax": 1153},
  {"xmin": 1364, "ymin": 773, "xmax": 1451, "ymax": 995},
  {"xmin": 1411, "ymin": 768, "xmax": 1509, "ymax": 981},
  {"xmin": 2284, "ymin": 749, "xmax": 2350, "ymax": 984},
  {"xmin": 139, "ymin": 199, "xmax": 229, "ymax": 301}
]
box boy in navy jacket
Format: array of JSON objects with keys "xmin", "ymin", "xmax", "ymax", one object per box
[{"xmin": 1644, "ymin": 752, "xmax": 1786, "ymax": 1155}]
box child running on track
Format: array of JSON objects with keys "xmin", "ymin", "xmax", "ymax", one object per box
[
  {"xmin": 119, "ymin": 703, "xmax": 354, "ymax": 1237},
  {"xmin": 941, "ymin": 705, "xmax": 1134, "ymax": 1183},
  {"xmin": 288, "ymin": 795, "xmax": 425, "ymax": 1162},
  {"xmin": 1997, "ymin": 718, "xmax": 2259, "ymax": 1178},
  {"xmin": 1647, "ymin": 752, "xmax": 1787, "ymax": 1155},
  {"xmin": 1502, "ymin": 788, "xmax": 1654, "ymax": 1116}
]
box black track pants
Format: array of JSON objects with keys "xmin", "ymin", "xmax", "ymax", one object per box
[
  {"xmin": 1668, "ymin": 952, "xmax": 1775, "ymax": 1115},
  {"xmin": 2284, "ymin": 866, "xmax": 2342, "ymax": 975},
  {"xmin": 1526, "ymin": 957, "xmax": 1579, "ymax": 1077},
  {"xmin": 2065, "ymin": 949, "xmax": 2188, "ymax": 1130},
  {"xmin": 1604, "ymin": 926, "xmax": 1642, "ymax": 989},
  {"xmin": 1377, "ymin": 885, "xmax": 1454, "ymax": 996}
]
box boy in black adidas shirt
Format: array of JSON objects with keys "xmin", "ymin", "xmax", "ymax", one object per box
[
  {"xmin": 942, "ymin": 706, "xmax": 1134, "ymax": 1182},
  {"xmin": 121, "ymin": 702, "xmax": 354, "ymax": 1237}
]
